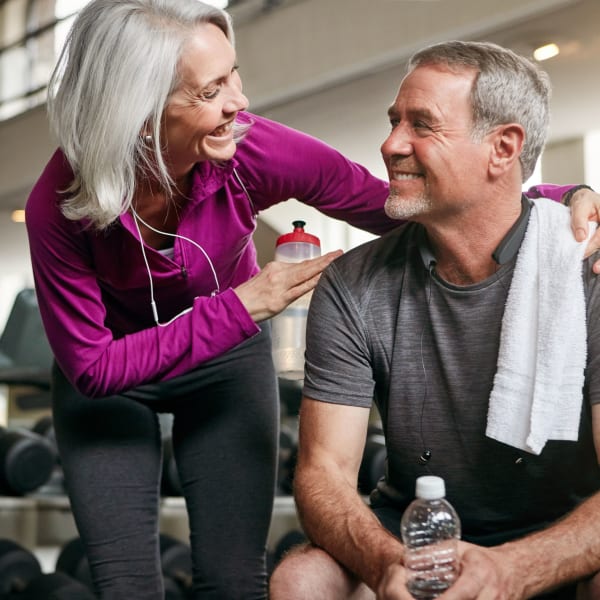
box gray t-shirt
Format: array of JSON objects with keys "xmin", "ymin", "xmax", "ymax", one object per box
[{"xmin": 304, "ymin": 221, "xmax": 600, "ymax": 544}]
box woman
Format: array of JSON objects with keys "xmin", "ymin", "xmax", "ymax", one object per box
[{"xmin": 25, "ymin": 0, "xmax": 598, "ymax": 598}]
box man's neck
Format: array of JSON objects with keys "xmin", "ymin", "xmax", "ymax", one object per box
[{"xmin": 423, "ymin": 192, "xmax": 527, "ymax": 285}]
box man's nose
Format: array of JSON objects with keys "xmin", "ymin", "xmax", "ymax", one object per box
[{"xmin": 381, "ymin": 124, "xmax": 414, "ymax": 159}]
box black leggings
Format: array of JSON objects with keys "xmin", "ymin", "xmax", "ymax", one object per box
[{"xmin": 52, "ymin": 325, "xmax": 279, "ymax": 599}]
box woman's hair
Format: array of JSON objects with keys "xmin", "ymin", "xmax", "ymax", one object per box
[
  {"xmin": 48, "ymin": 0, "xmax": 244, "ymax": 229},
  {"xmin": 407, "ymin": 40, "xmax": 551, "ymax": 182}
]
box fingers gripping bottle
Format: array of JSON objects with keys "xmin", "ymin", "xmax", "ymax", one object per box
[
  {"xmin": 400, "ymin": 476, "xmax": 461, "ymax": 599},
  {"xmin": 271, "ymin": 221, "xmax": 321, "ymax": 380}
]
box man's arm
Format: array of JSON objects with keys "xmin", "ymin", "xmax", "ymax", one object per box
[
  {"xmin": 293, "ymin": 397, "xmax": 404, "ymax": 592},
  {"xmin": 382, "ymin": 403, "xmax": 600, "ymax": 600}
]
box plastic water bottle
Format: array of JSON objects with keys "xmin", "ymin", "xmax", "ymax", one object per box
[
  {"xmin": 271, "ymin": 221, "xmax": 321, "ymax": 380},
  {"xmin": 400, "ymin": 476, "xmax": 461, "ymax": 599}
]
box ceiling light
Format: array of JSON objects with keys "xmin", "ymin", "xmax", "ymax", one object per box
[
  {"xmin": 11, "ymin": 210, "xmax": 25, "ymax": 223},
  {"xmin": 533, "ymin": 43, "xmax": 560, "ymax": 62}
]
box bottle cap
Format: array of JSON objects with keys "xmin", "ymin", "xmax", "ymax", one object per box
[
  {"xmin": 415, "ymin": 476, "xmax": 445, "ymax": 500},
  {"xmin": 276, "ymin": 221, "xmax": 321, "ymax": 247}
]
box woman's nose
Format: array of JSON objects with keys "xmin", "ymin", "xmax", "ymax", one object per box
[{"xmin": 224, "ymin": 73, "xmax": 249, "ymax": 113}]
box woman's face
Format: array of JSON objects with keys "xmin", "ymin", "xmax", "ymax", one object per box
[{"xmin": 162, "ymin": 23, "xmax": 248, "ymax": 177}]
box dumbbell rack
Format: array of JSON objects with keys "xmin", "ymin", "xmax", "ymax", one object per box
[
  {"xmin": 0, "ymin": 493, "xmax": 302, "ymax": 573},
  {"xmin": 0, "ymin": 382, "xmax": 383, "ymax": 579}
]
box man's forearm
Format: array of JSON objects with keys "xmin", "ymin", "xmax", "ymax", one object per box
[
  {"xmin": 294, "ymin": 463, "xmax": 404, "ymax": 591},
  {"xmin": 497, "ymin": 491, "xmax": 600, "ymax": 596}
]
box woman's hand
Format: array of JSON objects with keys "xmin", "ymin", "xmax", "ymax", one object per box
[
  {"xmin": 234, "ymin": 250, "xmax": 343, "ymax": 322},
  {"xmin": 569, "ymin": 188, "xmax": 600, "ymax": 271}
]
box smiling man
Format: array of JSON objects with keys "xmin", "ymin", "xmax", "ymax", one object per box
[{"xmin": 269, "ymin": 41, "xmax": 600, "ymax": 600}]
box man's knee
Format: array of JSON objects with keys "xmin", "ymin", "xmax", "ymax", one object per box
[
  {"xmin": 576, "ymin": 570, "xmax": 600, "ymax": 600},
  {"xmin": 269, "ymin": 543, "xmax": 373, "ymax": 600}
]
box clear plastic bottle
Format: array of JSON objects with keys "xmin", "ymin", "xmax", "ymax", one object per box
[
  {"xmin": 271, "ymin": 221, "xmax": 321, "ymax": 380},
  {"xmin": 400, "ymin": 476, "xmax": 461, "ymax": 599}
]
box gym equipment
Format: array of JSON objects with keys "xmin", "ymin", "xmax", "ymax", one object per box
[
  {"xmin": 160, "ymin": 533, "xmax": 192, "ymax": 598},
  {"xmin": 0, "ymin": 538, "xmax": 42, "ymax": 596},
  {"xmin": 56, "ymin": 533, "xmax": 193, "ymax": 598},
  {"xmin": 278, "ymin": 378, "xmax": 302, "ymax": 418},
  {"xmin": 161, "ymin": 437, "xmax": 182, "ymax": 497},
  {"xmin": 358, "ymin": 426, "xmax": 387, "ymax": 495},
  {"xmin": 30, "ymin": 415, "xmax": 56, "ymax": 451},
  {"xmin": 19, "ymin": 571, "xmax": 96, "ymax": 599},
  {"xmin": 0, "ymin": 426, "xmax": 56, "ymax": 496},
  {"xmin": 276, "ymin": 424, "xmax": 297, "ymax": 496},
  {"xmin": 29, "ymin": 415, "xmax": 65, "ymax": 496},
  {"xmin": 55, "ymin": 537, "xmax": 94, "ymax": 591},
  {"xmin": 267, "ymin": 529, "xmax": 307, "ymax": 575},
  {"xmin": 0, "ymin": 288, "xmax": 53, "ymax": 390}
]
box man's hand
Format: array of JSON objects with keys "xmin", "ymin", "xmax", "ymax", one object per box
[
  {"xmin": 376, "ymin": 542, "xmax": 523, "ymax": 600},
  {"xmin": 568, "ymin": 187, "xmax": 600, "ymax": 270},
  {"xmin": 434, "ymin": 543, "xmax": 522, "ymax": 600},
  {"xmin": 376, "ymin": 562, "xmax": 410, "ymax": 599}
]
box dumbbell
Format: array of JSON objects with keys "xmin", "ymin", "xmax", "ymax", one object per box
[
  {"xmin": 0, "ymin": 538, "xmax": 42, "ymax": 596},
  {"xmin": 278, "ymin": 378, "xmax": 303, "ymax": 418},
  {"xmin": 56, "ymin": 533, "xmax": 193, "ymax": 598},
  {"xmin": 161, "ymin": 437, "xmax": 182, "ymax": 497},
  {"xmin": 358, "ymin": 426, "xmax": 387, "ymax": 495},
  {"xmin": 276, "ymin": 424, "xmax": 298, "ymax": 496},
  {"xmin": 160, "ymin": 533, "xmax": 192, "ymax": 599},
  {"xmin": 267, "ymin": 529, "xmax": 307, "ymax": 575},
  {"xmin": 19, "ymin": 571, "xmax": 96, "ymax": 599},
  {"xmin": 55, "ymin": 537, "xmax": 94, "ymax": 591},
  {"xmin": 0, "ymin": 426, "xmax": 57, "ymax": 496},
  {"xmin": 30, "ymin": 415, "xmax": 66, "ymax": 496}
]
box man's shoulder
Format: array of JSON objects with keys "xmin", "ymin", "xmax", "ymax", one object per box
[{"xmin": 332, "ymin": 222, "xmax": 419, "ymax": 279}]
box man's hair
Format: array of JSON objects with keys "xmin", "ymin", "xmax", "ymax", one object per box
[
  {"xmin": 407, "ymin": 40, "xmax": 551, "ymax": 181},
  {"xmin": 48, "ymin": 0, "xmax": 244, "ymax": 229}
]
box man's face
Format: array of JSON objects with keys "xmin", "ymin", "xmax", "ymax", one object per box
[{"xmin": 381, "ymin": 63, "xmax": 490, "ymax": 222}]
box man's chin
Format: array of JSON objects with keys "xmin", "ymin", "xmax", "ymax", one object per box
[{"xmin": 384, "ymin": 195, "xmax": 430, "ymax": 220}]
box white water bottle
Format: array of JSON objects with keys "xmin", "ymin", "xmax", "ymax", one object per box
[
  {"xmin": 400, "ymin": 476, "xmax": 461, "ymax": 599},
  {"xmin": 271, "ymin": 221, "xmax": 321, "ymax": 380}
]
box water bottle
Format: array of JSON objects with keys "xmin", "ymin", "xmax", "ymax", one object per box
[
  {"xmin": 400, "ymin": 476, "xmax": 461, "ymax": 599},
  {"xmin": 271, "ymin": 221, "xmax": 321, "ymax": 380}
]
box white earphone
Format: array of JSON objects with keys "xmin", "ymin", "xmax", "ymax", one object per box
[{"xmin": 131, "ymin": 208, "xmax": 220, "ymax": 327}]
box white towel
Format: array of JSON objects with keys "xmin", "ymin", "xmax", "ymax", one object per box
[{"xmin": 486, "ymin": 199, "xmax": 595, "ymax": 455}]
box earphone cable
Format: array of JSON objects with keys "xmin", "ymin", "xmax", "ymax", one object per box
[
  {"xmin": 131, "ymin": 208, "xmax": 220, "ymax": 327},
  {"xmin": 418, "ymin": 271, "xmax": 434, "ymax": 472}
]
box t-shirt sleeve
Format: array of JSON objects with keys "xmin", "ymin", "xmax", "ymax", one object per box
[{"xmin": 303, "ymin": 263, "xmax": 376, "ymax": 407}]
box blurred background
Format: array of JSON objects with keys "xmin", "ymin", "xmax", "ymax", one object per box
[
  {"xmin": 0, "ymin": 0, "xmax": 597, "ymax": 589},
  {"xmin": 0, "ymin": 0, "xmax": 599, "ymax": 326}
]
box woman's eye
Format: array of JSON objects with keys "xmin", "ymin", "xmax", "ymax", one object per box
[{"xmin": 202, "ymin": 88, "xmax": 220, "ymax": 100}]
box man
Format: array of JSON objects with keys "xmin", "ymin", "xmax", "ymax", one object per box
[{"xmin": 269, "ymin": 41, "xmax": 600, "ymax": 599}]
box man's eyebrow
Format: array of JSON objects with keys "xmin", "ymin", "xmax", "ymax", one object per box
[{"xmin": 386, "ymin": 105, "xmax": 436, "ymax": 121}]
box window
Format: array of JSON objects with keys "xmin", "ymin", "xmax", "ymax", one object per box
[
  {"xmin": 0, "ymin": 0, "xmax": 82, "ymax": 121},
  {"xmin": 0, "ymin": 0, "xmax": 272, "ymax": 122}
]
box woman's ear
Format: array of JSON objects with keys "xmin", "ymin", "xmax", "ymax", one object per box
[{"xmin": 488, "ymin": 123, "xmax": 525, "ymax": 178}]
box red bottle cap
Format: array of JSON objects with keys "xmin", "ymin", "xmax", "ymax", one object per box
[{"xmin": 276, "ymin": 221, "xmax": 321, "ymax": 247}]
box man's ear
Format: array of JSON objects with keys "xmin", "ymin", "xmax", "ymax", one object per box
[{"xmin": 488, "ymin": 123, "xmax": 525, "ymax": 177}]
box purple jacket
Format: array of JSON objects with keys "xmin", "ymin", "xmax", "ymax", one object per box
[{"xmin": 26, "ymin": 112, "xmax": 572, "ymax": 397}]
